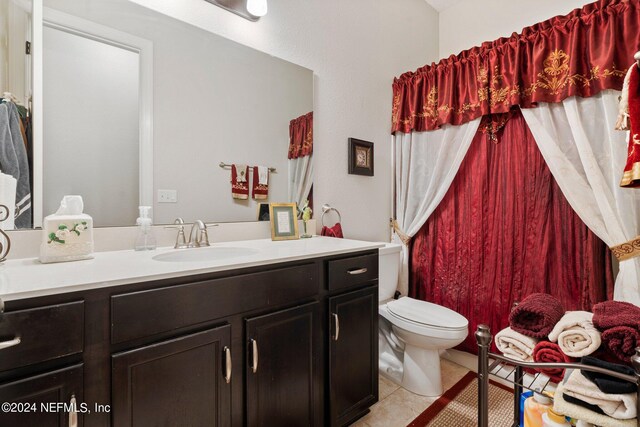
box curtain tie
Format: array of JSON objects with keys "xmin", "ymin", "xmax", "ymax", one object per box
[
  {"xmin": 610, "ymin": 236, "xmax": 640, "ymax": 261},
  {"xmin": 390, "ymin": 219, "xmax": 411, "ymax": 246}
]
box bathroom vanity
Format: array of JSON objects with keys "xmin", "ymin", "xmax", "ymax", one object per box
[{"xmin": 0, "ymin": 238, "xmax": 380, "ymax": 427}]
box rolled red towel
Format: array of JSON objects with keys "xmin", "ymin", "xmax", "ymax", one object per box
[
  {"xmin": 509, "ymin": 293, "xmax": 564, "ymax": 338},
  {"xmin": 592, "ymin": 301, "xmax": 640, "ymax": 330},
  {"xmin": 532, "ymin": 341, "xmax": 572, "ymax": 383},
  {"xmin": 600, "ymin": 326, "xmax": 640, "ymax": 363}
]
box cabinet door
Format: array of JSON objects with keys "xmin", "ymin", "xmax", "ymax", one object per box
[
  {"xmin": 246, "ymin": 302, "xmax": 320, "ymax": 427},
  {"xmin": 112, "ymin": 325, "xmax": 232, "ymax": 427},
  {"xmin": 0, "ymin": 364, "xmax": 83, "ymax": 427},
  {"xmin": 329, "ymin": 287, "xmax": 378, "ymax": 426}
]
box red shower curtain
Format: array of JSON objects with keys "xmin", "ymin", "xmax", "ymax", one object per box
[{"xmin": 409, "ymin": 110, "xmax": 614, "ymax": 354}]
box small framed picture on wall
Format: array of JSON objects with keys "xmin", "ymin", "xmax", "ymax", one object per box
[{"xmin": 348, "ymin": 138, "xmax": 374, "ymax": 176}]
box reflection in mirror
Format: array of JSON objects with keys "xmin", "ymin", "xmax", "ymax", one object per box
[
  {"xmin": 43, "ymin": 18, "xmax": 144, "ymax": 226},
  {"xmin": 33, "ymin": 0, "xmax": 313, "ymax": 228},
  {"xmin": 0, "ymin": 0, "xmax": 33, "ymax": 230}
]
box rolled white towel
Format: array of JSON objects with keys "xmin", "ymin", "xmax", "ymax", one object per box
[
  {"xmin": 548, "ymin": 311, "xmax": 601, "ymax": 358},
  {"xmin": 554, "ymin": 383, "xmax": 637, "ymax": 427},
  {"xmin": 495, "ymin": 327, "xmax": 538, "ymax": 361},
  {"xmin": 563, "ymin": 369, "xmax": 637, "ymax": 420}
]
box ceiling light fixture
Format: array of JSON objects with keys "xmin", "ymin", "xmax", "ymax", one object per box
[
  {"xmin": 246, "ymin": 0, "xmax": 267, "ymax": 17},
  {"xmin": 204, "ymin": 0, "xmax": 266, "ymax": 22}
]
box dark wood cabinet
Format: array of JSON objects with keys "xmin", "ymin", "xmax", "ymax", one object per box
[
  {"xmin": 111, "ymin": 325, "xmax": 232, "ymax": 427},
  {"xmin": 245, "ymin": 302, "xmax": 321, "ymax": 427},
  {"xmin": 0, "ymin": 364, "xmax": 83, "ymax": 427},
  {"xmin": 329, "ymin": 287, "xmax": 378, "ymax": 426},
  {"xmin": 0, "ymin": 249, "xmax": 379, "ymax": 427}
]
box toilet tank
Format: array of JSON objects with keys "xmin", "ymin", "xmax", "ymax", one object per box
[{"xmin": 379, "ymin": 243, "xmax": 402, "ymax": 302}]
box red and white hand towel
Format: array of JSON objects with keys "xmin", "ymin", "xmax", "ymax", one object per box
[
  {"xmin": 252, "ymin": 166, "xmax": 269, "ymax": 200},
  {"xmin": 231, "ymin": 164, "xmax": 249, "ymax": 199},
  {"xmin": 619, "ymin": 62, "xmax": 640, "ymax": 187}
]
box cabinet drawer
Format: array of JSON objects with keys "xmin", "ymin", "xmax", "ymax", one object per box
[
  {"xmin": 327, "ymin": 254, "xmax": 378, "ymax": 291},
  {"xmin": 112, "ymin": 263, "xmax": 318, "ymax": 344},
  {"xmin": 0, "ymin": 301, "xmax": 84, "ymax": 372}
]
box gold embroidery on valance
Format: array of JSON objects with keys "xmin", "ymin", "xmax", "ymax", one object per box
[{"xmin": 392, "ymin": 50, "xmax": 626, "ymax": 131}]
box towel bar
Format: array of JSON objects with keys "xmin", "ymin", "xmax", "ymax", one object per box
[{"xmin": 218, "ymin": 162, "xmax": 277, "ymax": 173}]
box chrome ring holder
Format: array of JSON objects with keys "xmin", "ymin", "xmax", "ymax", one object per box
[
  {"xmin": 0, "ymin": 204, "xmax": 11, "ymax": 263},
  {"xmin": 321, "ymin": 204, "xmax": 341, "ymax": 227}
]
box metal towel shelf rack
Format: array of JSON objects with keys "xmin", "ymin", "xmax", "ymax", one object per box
[{"xmin": 475, "ymin": 325, "xmax": 640, "ymax": 427}]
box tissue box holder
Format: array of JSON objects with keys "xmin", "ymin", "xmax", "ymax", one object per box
[{"xmin": 39, "ymin": 214, "xmax": 94, "ymax": 263}]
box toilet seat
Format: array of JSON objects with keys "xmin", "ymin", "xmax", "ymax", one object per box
[{"xmin": 386, "ymin": 297, "xmax": 468, "ymax": 332}]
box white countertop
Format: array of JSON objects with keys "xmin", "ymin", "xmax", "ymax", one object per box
[{"xmin": 0, "ymin": 237, "xmax": 384, "ymax": 301}]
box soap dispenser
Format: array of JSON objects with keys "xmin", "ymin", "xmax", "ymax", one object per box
[{"xmin": 134, "ymin": 206, "xmax": 156, "ymax": 251}]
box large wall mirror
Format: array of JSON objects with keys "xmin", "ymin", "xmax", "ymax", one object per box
[{"xmin": 0, "ymin": 0, "xmax": 313, "ymax": 229}]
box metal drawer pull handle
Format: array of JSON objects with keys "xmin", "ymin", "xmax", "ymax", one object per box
[
  {"xmin": 251, "ymin": 339, "xmax": 259, "ymax": 373},
  {"xmin": 224, "ymin": 346, "xmax": 232, "ymax": 384},
  {"xmin": 332, "ymin": 313, "xmax": 340, "ymax": 341},
  {"xmin": 347, "ymin": 267, "xmax": 367, "ymax": 275},
  {"xmin": 0, "ymin": 337, "xmax": 20, "ymax": 350},
  {"xmin": 69, "ymin": 394, "xmax": 78, "ymax": 427}
]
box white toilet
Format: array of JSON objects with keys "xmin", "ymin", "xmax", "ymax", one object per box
[{"xmin": 378, "ymin": 243, "xmax": 468, "ymax": 397}]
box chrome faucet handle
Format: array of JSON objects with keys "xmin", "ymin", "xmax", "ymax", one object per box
[
  {"xmin": 173, "ymin": 218, "xmax": 188, "ymax": 249},
  {"xmin": 200, "ymin": 228, "xmax": 210, "ymax": 247}
]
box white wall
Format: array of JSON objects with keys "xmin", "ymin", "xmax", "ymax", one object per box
[
  {"xmin": 43, "ymin": 25, "xmax": 140, "ymax": 226},
  {"xmin": 439, "ymin": 0, "xmax": 593, "ymax": 58},
  {"xmin": 127, "ymin": 0, "xmax": 440, "ymax": 241}
]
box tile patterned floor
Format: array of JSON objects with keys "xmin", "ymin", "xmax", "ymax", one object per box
[{"xmin": 352, "ymin": 359, "xmax": 470, "ymax": 427}]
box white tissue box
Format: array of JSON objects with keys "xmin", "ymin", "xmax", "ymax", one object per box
[{"xmin": 39, "ymin": 213, "xmax": 94, "ymax": 263}]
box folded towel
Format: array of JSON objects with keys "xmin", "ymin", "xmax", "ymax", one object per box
[
  {"xmin": 601, "ymin": 326, "xmax": 640, "ymax": 363},
  {"xmin": 563, "ymin": 393, "xmax": 606, "ymax": 415},
  {"xmin": 321, "ymin": 222, "xmax": 343, "ymax": 238},
  {"xmin": 509, "ymin": 293, "xmax": 564, "ymax": 338},
  {"xmin": 231, "ymin": 164, "xmax": 249, "ymax": 199},
  {"xmin": 532, "ymin": 341, "xmax": 572, "ymax": 383},
  {"xmin": 495, "ymin": 327, "xmax": 538, "ymax": 361},
  {"xmin": 580, "ymin": 356, "xmax": 638, "ymax": 394},
  {"xmin": 554, "ymin": 384, "xmax": 637, "ymax": 427},
  {"xmin": 593, "ymin": 301, "xmax": 640, "ymax": 330},
  {"xmin": 562, "ymin": 369, "xmax": 637, "ymax": 419},
  {"xmin": 548, "ymin": 311, "xmax": 601, "ymax": 358},
  {"xmin": 0, "ymin": 172, "xmax": 16, "ymax": 229},
  {"xmin": 0, "ymin": 102, "xmax": 31, "ymax": 228},
  {"xmin": 252, "ymin": 166, "xmax": 269, "ymax": 200}
]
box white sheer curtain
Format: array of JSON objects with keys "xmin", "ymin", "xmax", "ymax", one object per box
[
  {"xmin": 393, "ymin": 118, "xmax": 481, "ymax": 296},
  {"xmin": 521, "ymin": 90, "xmax": 640, "ymax": 305},
  {"xmin": 288, "ymin": 154, "xmax": 313, "ymax": 209}
]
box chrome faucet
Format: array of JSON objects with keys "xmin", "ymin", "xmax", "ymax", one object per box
[
  {"xmin": 173, "ymin": 218, "xmax": 189, "ymax": 249},
  {"xmin": 188, "ymin": 220, "xmax": 210, "ymax": 248},
  {"xmin": 169, "ymin": 218, "xmax": 215, "ymax": 249}
]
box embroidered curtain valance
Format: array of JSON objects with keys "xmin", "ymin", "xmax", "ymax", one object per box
[
  {"xmin": 288, "ymin": 112, "xmax": 313, "ymax": 159},
  {"xmin": 391, "ymin": 0, "xmax": 640, "ymax": 134}
]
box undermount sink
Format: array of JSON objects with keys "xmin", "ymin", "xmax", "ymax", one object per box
[{"xmin": 152, "ymin": 247, "xmax": 259, "ymax": 263}]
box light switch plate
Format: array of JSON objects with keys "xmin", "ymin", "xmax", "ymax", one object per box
[{"xmin": 158, "ymin": 189, "xmax": 178, "ymax": 203}]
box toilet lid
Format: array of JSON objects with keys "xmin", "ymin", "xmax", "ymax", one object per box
[{"xmin": 386, "ymin": 297, "xmax": 468, "ymax": 330}]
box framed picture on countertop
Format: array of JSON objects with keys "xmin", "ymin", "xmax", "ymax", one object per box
[{"xmin": 269, "ymin": 203, "xmax": 299, "ymax": 240}]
